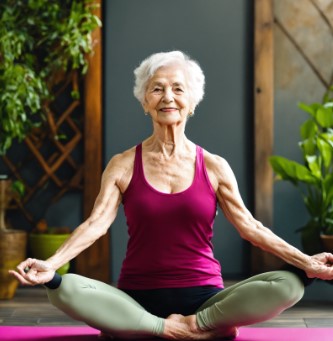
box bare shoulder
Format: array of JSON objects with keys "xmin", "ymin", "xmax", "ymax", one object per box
[
  {"xmin": 203, "ymin": 149, "xmax": 233, "ymax": 176},
  {"xmin": 102, "ymin": 146, "xmax": 136, "ymax": 191},
  {"xmin": 105, "ymin": 147, "xmax": 136, "ymax": 171},
  {"xmin": 203, "ymin": 149, "xmax": 229, "ymax": 168},
  {"xmin": 204, "ymin": 150, "xmax": 236, "ymax": 191}
]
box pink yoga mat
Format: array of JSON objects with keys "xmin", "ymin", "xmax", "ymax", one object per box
[{"xmin": 0, "ymin": 326, "xmax": 332, "ymax": 341}]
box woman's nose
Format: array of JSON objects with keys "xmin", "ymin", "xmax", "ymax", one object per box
[{"xmin": 162, "ymin": 88, "xmax": 173, "ymax": 102}]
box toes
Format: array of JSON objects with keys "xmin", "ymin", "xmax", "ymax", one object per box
[{"xmin": 221, "ymin": 327, "xmax": 239, "ymax": 340}]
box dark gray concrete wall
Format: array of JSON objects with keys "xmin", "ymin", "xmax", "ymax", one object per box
[{"xmin": 104, "ymin": 0, "xmax": 254, "ymax": 282}]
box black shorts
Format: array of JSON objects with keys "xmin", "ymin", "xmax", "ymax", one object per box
[{"xmin": 123, "ymin": 286, "xmax": 223, "ymax": 318}]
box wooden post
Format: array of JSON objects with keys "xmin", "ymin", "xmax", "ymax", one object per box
[
  {"xmin": 76, "ymin": 0, "xmax": 110, "ymax": 282},
  {"xmin": 253, "ymin": 0, "xmax": 282, "ymax": 272}
]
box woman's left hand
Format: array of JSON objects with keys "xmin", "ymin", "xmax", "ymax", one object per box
[{"xmin": 306, "ymin": 252, "xmax": 333, "ymax": 280}]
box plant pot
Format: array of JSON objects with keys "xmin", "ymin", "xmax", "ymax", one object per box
[
  {"xmin": 320, "ymin": 234, "xmax": 333, "ymax": 253},
  {"xmin": 29, "ymin": 233, "xmax": 70, "ymax": 275},
  {"xmin": 300, "ymin": 224, "xmax": 323, "ymax": 255},
  {"xmin": 0, "ymin": 230, "xmax": 27, "ymax": 299}
]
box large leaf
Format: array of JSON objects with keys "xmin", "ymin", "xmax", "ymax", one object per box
[
  {"xmin": 298, "ymin": 102, "xmax": 317, "ymax": 117},
  {"xmin": 269, "ymin": 156, "xmax": 318, "ymax": 185},
  {"xmin": 321, "ymin": 131, "xmax": 333, "ymax": 148},
  {"xmin": 300, "ymin": 119, "xmax": 317, "ymax": 140},
  {"xmin": 316, "ymin": 106, "xmax": 333, "ymax": 128},
  {"xmin": 299, "ymin": 137, "xmax": 316, "ymax": 157},
  {"xmin": 317, "ymin": 137, "xmax": 332, "ymax": 171},
  {"xmin": 305, "ymin": 155, "xmax": 322, "ymax": 179}
]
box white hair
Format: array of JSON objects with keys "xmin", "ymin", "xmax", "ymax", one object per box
[{"xmin": 133, "ymin": 51, "xmax": 205, "ymax": 110}]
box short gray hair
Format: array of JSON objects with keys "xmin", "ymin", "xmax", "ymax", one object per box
[{"xmin": 133, "ymin": 51, "xmax": 205, "ymax": 110}]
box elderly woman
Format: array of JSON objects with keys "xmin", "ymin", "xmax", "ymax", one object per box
[{"xmin": 11, "ymin": 51, "xmax": 333, "ymax": 340}]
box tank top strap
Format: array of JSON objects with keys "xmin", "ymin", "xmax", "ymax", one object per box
[
  {"xmin": 132, "ymin": 143, "xmax": 144, "ymax": 180},
  {"xmin": 195, "ymin": 145, "xmax": 205, "ymax": 177},
  {"xmin": 195, "ymin": 145, "xmax": 216, "ymax": 194}
]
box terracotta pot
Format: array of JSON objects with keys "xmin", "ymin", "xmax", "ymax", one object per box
[
  {"xmin": 0, "ymin": 230, "xmax": 27, "ymax": 299},
  {"xmin": 320, "ymin": 234, "xmax": 333, "ymax": 253}
]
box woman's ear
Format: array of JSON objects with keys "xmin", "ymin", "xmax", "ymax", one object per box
[
  {"xmin": 190, "ymin": 104, "xmax": 196, "ymax": 115},
  {"xmin": 142, "ymin": 99, "xmax": 149, "ymax": 113}
]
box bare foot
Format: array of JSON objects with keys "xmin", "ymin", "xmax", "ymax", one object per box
[
  {"xmin": 163, "ymin": 314, "xmax": 216, "ymax": 340},
  {"xmin": 219, "ymin": 327, "xmax": 239, "ymax": 340},
  {"xmin": 164, "ymin": 314, "xmax": 239, "ymax": 340}
]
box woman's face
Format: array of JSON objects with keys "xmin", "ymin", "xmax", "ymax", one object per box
[{"xmin": 143, "ymin": 64, "xmax": 193, "ymax": 125}]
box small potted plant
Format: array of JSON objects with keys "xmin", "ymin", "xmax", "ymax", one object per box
[
  {"xmin": 29, "ymin": 219, "xmax": 71, "ymax": 275},
  {"xmin": 269, "ymin": 88, "xmax": 333, "ymax": 255}
]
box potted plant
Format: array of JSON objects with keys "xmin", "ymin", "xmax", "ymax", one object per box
[
  {"xmin": 29, "ymin": 219, "xmax": 71, "ymax": 275},
  {"xmin": 269, "ymin": 88, "xmax": 333, "ymax": 255},
  {"xmin": 0, "ymin": 0, "xmax": 101, "ymax": 298}
]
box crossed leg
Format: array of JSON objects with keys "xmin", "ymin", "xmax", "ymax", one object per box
[
  {"xmin": 46, "ymin": 271, "xmax": 304, "ymax": 340},
  {"xmin": 193, "ymin": 270, "xmax": 304, "ymax": 336},
  {"xmin": 46, "ymin": 274, "xmax": 214, "ymax": 339},
  {"xmin": 47, "ymin": 274, "xmax": 164, "ymax": 339}
]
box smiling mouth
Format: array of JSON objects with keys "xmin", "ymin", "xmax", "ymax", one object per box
[{"xmin": 160, "ymin": 108, "xmax": 178, "ymax": 112}]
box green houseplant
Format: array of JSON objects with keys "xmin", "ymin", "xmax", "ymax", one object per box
[
  {"xmin": 269, "ymin": 88, "xmax": 333, "ymax": 255},
  {"xmin": 0, "ymin": 0, "xmax": 101, "ymax": 298},
  {"xmin": 0, "ymin": 0, "xmax": 101, "ymax": 154},
  {"xmin": 29, "ymin": 219, "xmax": 71, "ymax": 275}
]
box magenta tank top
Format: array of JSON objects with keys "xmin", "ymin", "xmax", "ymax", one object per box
[{"xmin": 117, "ymin": 144, "xmax": 223, "ymax": 290}]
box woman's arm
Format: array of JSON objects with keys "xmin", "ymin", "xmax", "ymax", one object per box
[
  {"xmin": 46, "ymin": 166, "xmax": 122, "ymax": 270},
  {"xmin": 10, "ymin": 153, "xmax": 128, "ymax": 285},
  {"xmin": 205, "ymin": 152, "xmax": 333, "ymax": 281}
]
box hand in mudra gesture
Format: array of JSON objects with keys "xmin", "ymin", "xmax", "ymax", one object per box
[
  {"xmin": 9, "ymin": 258, "xmax": 55, "ymax": 286},
  {"xmin": 306, "ymin": 252, "xmax": 333, "ymax": 280}
]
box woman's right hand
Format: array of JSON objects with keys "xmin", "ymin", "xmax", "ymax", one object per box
[
  {"xmin": 9, "ymin": 258, "xmax": 56, "ymax": 286},
  {"xmin": 305, "ymin": 252, "xmax": 333, "ymax": 280}
]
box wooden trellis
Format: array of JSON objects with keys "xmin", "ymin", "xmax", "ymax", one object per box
[{"xmin": 2, "ymin": 72, "xmax": 84, "ymax": 225}]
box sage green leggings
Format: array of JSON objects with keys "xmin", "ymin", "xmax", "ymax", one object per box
[{"xmin": 47, "ymin": 271, "xmax": 304, "ymax": 338}]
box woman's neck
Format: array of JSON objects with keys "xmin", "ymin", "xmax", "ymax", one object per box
[{"xmin": 145, "ymin": 125, "xmax": 190, "ymax": 159}]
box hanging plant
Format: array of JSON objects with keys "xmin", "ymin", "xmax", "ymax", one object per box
[{"xmin": 0, "ymin": 0, "xmax": 101, "ymax": 154}]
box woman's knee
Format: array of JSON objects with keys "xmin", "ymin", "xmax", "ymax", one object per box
[
  {"xmin": 275, "ymin": 270, "xmax": 304, "ymax": 305},
  {"xmin": 47, "ymin": 274, "xmax": 80, "ymax": 308}
]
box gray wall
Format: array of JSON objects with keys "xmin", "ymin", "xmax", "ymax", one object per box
[{"xmin": 104, "ymin": 0, "xmax": 254, "ymax": 282}]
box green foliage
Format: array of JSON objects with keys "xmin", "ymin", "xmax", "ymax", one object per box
[
  {"xmin": 11, "ymin": 180, "xmax": 25, "ymax": 197},
  {"xmin": 0, "ymin": 0, "xmax": 101, "ymax": 154},
  {"xmin": 269, "ymin": 87, "xmax": 333, "ymax": 237}
]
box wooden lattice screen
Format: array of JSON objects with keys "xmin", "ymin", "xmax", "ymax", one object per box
[{"xmin": 2, "ymin": 72, "xmax": 83, "ymax": 225}]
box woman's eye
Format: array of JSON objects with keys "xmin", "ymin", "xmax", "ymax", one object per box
[
  {"xmin": 175, "ymin": 88, "xmax": 184, "ymax": 93},
  {"xmin": 153, "ymin": 88, "xmax": 162, "ymax": 92}
]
